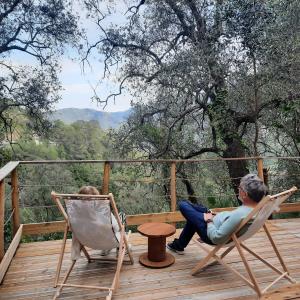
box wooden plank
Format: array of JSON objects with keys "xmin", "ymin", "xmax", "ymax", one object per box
[
  {"xmin": 5, "ymin": 248, "xmax": 299, "ymax": 282},
  {"xmin": 22, "ymin": 221, "xmax": 66, "ymax": 235},
  {"xmin": 277, "ymin": 203, "xmax": 300, "ymax": 213},
  {"xmin": 6, "ymin": 249, "xmax": 299, "ymax": 285},
  {"xmin": 257, "ymin": 158, "xmax": 264, "ymax": 181},
  {"xmin": 0, "ymin": 180, "xmax": 5, "ymax": 261},
  {"xmin": 0, "ymin": 162, "xmax": 19, "ymax": 182},
  {"xmin": 127, "ymin": 208, "xmax": 238, "ymax": 226},
  {"xmin": 170, "ymin": 162, "xmax": 176, "ymax": 212},
  {"xmin": 0, "ymin": 225, "xmax": 23, "ymax": 284},
  {"xmin": 11, "ymin": 169, "xmax": 20, "ymax": 235},
  {"xmin": 1, "ymin": 220, "xmax": 300, "ymax": 299},
  {"xmin": 261, "ymin": 283, "xmax": 300, "ymax": 299},
  {"xmin": 127, "ymin": 211, "xmax": 185, "ymax": 225},
  {"xmin": 102, "ymin": 162, "xmax": 110, "ymax": 194},
  {"xmin": 18, "ymin": 156, "xmax": 282, "ymax": 165}
]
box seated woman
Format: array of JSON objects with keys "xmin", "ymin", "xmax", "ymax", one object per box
[
  {"xmin": 78, "ymin": 185, "xmax": 126, "ymax": 256},
  {"xmin": 167, "ymin": 174, "xmax": 267, "ymax": 254}
]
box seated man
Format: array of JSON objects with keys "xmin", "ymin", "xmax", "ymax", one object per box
[{"xmin": 167, "ymin": 174, "xmax": 267, "ymax": 254}]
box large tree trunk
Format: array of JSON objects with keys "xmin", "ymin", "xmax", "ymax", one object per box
[
  {"xmin": 177, "ymin": 163, "xmax": 198, "ymax": 204},
  {"xmin": 209, "ymin": 63, "xmax": 249, "ymax": 204},
  {"xmin": 223, "ymin": 137, "xmax": 249, "ymax": 205},
  {"xmin": 181, "ymin": 178, "xmax": 198, "ymax": 204}
]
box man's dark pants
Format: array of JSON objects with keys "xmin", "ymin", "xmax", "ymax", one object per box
[{"xmin": 176, "ymin": 200, "xmax": 213, "ymax": 250}]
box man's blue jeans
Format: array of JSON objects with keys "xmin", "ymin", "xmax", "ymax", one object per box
[{"xmin": 177, "ymin": 200, "xmax": 213, "ymax": 249}]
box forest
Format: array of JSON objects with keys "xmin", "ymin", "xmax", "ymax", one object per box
[{"xmin": 0, "ymin": 0, "xmax": 300, "ymax": 241}]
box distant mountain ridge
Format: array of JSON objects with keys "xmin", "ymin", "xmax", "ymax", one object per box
[{"xmin": 50, "ymin": 108, "xmax": 132, "ymax": 129}]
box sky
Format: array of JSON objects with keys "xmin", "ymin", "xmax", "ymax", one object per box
[
  {"xmin": 11, "ymin": 1, "xmax": 132, "ymax": 113},
  {"xmin": 57, "ymin": 56, "xmax": 132, "ymax": 112},
  {"xmin": 57, "ymin": 1, "xmax": 132, "ymax": 113}
]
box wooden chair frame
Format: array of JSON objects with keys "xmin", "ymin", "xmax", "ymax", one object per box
[
  {"xmin": 192, "ymin": 187, "xmax": 298, "ymax": 298},
  {"xmin": 51, "ymin": 192, "xmax": 134, "ymax": 300}
]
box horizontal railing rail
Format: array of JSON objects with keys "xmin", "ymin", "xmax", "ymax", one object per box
[{"xmin": 18, "ymin": 156, "xmax": 300, "ymax": 164}]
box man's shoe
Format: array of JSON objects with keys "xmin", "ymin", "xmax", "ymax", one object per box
[{"xmin": 167, "ymin": 240, "xmax": 184, "ymax": 255}]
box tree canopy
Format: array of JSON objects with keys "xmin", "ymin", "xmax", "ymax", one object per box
[
  {"xmin": 0, "ymin": 0, "xmax": 80, "ymax": 149},
  {"xmin": 84, "ymin": 0, "xmax": 300, "ymax": 197}
]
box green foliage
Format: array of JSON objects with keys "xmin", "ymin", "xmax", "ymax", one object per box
[
  {"xmin": 83, "ymin": 0, "xmax": 300, "ymax": 203},
  {"xmin": 52, "ymin": 120, "xmax": 107, "ymax": 160},
  {"xmin": 3, "ymin": 0, "xmax": 300, "ymax": 244},
  {"xmin": 0, "ymin": 0, "xmax": 80, "ymax": 147},
  {"xmin": 2, "ymin": 120, "xmax": 111, "ymax": 242}
]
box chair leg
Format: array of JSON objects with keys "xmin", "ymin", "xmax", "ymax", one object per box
[
  {"xmin": 220, "ymin": 245, "xmax": 235, "ymax": 259},
  {"xmin": 232, "ymin": 234, "xmax": 262, "ymax": 297},
  {"xmin": 207, "ymin": 245, "xmax": 235, "ymax": 269},
  {"xmin": 191, "ymin": 244, "xmax": 223, "ymax": 275},
  {"xmin": 106, "ymin": 290, "xmax": 113, "ymax": 300},
  {"xmin": 81, "ymin": 245, "xmax": 91, "ymax": 262},
  {"xmin": 207, "ymin": 245, "xmax": 235, "ymax": 268},
  {"xmin": 53, "ymin": 260, "xmax": 76, "ymax": 300},
  {"xmin": 54, "ymin": 224, "xmax": 68, "ymax": 287},
  {"xmin": 241, "ymin": 242, "xmax": 295, "ymax": 283},
  {"xmin": 124, "ymin": 229, "xmax": 134, "ymax": 264},
  {"xmin": 112, "ymin": 230, "xmax": 126, "ymax": 291},
  {"xmin": 263, "ymin": 224, "xmax": 294, "ymax": 280}
]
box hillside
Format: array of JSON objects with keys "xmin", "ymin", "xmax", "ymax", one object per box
[{"xmin": 49, "ymin": 108, "xmax": 132, "ymax": 129}]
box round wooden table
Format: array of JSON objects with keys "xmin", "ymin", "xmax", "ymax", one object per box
[{"xmin": 137, "ymin": 222, "xmax": 176, "ymax": 268}]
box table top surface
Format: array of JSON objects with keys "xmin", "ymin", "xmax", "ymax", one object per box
[{"xmin": 137, "ymin": 222, "xmax": 176, "ymax": 238}]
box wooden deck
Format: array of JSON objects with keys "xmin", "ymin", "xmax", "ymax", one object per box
[{"xmin": 1, "ymin": 218, "xmax": 300, "ymax": 300}]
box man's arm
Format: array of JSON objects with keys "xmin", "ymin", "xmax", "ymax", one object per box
[{"xmin": 206, "ymin": 211, "xmax": 244, "ymax": 245}]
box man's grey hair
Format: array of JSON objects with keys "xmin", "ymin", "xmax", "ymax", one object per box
[{"xmin": 240, "ymin": 174, "xmax": 267, "ymax": 203}]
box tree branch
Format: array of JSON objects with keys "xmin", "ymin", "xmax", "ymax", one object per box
[
  {"xmin": 0, "ymin": 0, "xmax": 22, "ymax": 24},
  {"xmin": 165, "ymin": 0, "xmax": 196, "ymax": 42},
  {"xmin": 125, "ymin": 0, "xmax": 146, "ymax": 16},
  {"xmin": 183, "ymin": 147, "xmax": 220, "ymax": 159}
]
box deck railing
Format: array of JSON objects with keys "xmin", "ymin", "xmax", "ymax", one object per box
[
  {"xmin": 0, "ymin": 161, "xmax": 20, "ymax": 260},
  {"xmin": 0, "ymin": 161, "xmax": 23, "ymax": 283},
  {"xmin": 1, "ymin": 157, "xmax": 300, "ymax": 283}
]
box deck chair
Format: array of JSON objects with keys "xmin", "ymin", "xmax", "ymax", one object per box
[
  {"xmin": 192, "ymin": 186, "xmax": 298, "ymax": 298},
  {"xmin": 51, "ymin": 192, "xmax": 134, "ymax": 300}
]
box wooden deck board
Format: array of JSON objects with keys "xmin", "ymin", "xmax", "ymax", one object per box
[{"xmin": 1, "ymin": 219, "xmax": 300, "ymax": 300}]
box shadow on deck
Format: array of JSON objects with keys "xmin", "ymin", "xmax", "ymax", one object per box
[{"xmin": 1, "ymin": 218, "xmax": 300, "ymax": 300}]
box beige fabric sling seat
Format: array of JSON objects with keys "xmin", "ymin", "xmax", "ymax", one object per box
[
  {"xmin": 51, "ymin": 192, "xmax": 134, "ymax": 300},
  {"xmin": 192, "ymin": 187, "xmax": 298, "ymax": 298}
]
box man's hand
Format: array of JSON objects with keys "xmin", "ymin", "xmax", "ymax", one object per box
[{"xmin": 204, "ymin": 212, "xmax": 214, "ymax": 223}]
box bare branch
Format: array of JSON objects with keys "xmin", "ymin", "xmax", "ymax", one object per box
[
  {"xmin": 125, "ymin": 0, "xmax": 146, "ymax": 16},
  {"xmin": 183, "ymin": 147, "xmax": 220, "ymax": 159},
  {"xmin": 258, "ymin": 92, "xmax": 300, "ymax": 114},
  {"xmin": 0, "ymin": 0, "xmax": 22, "ymax": 24},
  {"xmin": 185, "ymin": 0, "xmax": 206, "ymax": 40},
  {"xmin": 165, "ymin": 0, "xmax": 196, "ymax": 42},
  {"xmin": 105, "ymin": 37, "xmax": 162, "ymax": 65}
]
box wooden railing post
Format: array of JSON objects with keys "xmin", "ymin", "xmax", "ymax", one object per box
[
  {"xmin": 257, "ymin": 158, "xmax": 264, "ymax": 182},
  {"xmin": 102, "ymin": 162, "xmax": 111, "ymax": 194},
  {"xmin": 11, "ymin": 169, "xmax": 20, "ymax": 236},
  {"xmin": 170, "ymin": 162, "xmax": 176, "ymax": 212},
  {"xmin": 0, "ymin": 180, "xmax": 5, "ymax": 261}
]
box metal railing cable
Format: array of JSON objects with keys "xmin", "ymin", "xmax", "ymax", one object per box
[
  {"xmin": 14, "ymin": 157, "xmax": 300, "ymax": 216},
  {"xmin": 4, "ymin": 209, "xmax": 15, "ymax": 227}
]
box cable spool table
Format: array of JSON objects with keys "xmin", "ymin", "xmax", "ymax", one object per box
[{"xmin": 137, "ymin": 222, "xmax": 176, "ymax": 268}]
